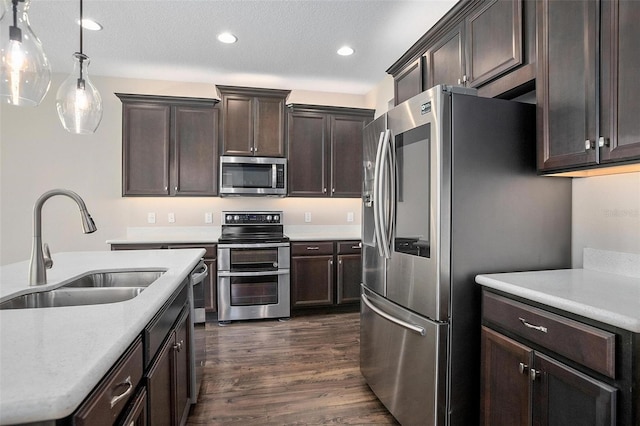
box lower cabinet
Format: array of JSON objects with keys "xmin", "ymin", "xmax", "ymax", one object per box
[
  {"xmin": 480, "ymin": 290, "xmax": 634, "ymax": 426},
  {"xmin": 147, "ymin": 306, "xmax": 191, "ymax": 426},
  {"xmin": 291, "ymin": 240, "xmax": 361, "ymax": 309},
  {"xmin": 481, "ymin": 326, "xmax": 616, "ymax": 426}
]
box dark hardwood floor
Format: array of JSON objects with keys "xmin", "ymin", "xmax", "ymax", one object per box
[{"xmin": 187, "ymin": 312, "xmax": 398, "ymax": 425}]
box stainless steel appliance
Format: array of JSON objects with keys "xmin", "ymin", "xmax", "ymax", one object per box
[
  {"xmin": 219, "ymin": 156, "xmax": 287, "ymax": 196},
  {"xmin": 217, "ymin": 211, "xmax": 290, "ymax": 324},
  {"xmin": 360, "ymin": 85, "xmax": 572, "ymax": 425},
  {"xmin": 188, "ymin": 260, "xmax": 208, "ymax": 403}
]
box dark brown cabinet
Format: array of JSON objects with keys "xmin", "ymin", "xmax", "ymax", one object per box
[
  {"xmin": 537, "ymin": 0, "xmax": 640, "ymax": 173},
  {"xmin": 390, "ymin": 0, "xmax": 535, "ymax": 103},
  {"xmin": 291, "ymin": 240, "xmax": 361, "ymax": 308},
  {"xmin": 147, "ymin": 306, "xmax": 191, "ymax": 426},
  {"xmin": 217, "ymin": 85, "xmax": 290, "ymax": 157},
  {"xmin": 287, "ymin": 104, "xmax": 374, "ymax": 197},
  {"xmin": 480, "ymin": 291, "xmax": 627, "ymax": 426},
  {"xmin": 481, "ymin": 326, "xmax": 617, "ymax": 426},
  {"xmin": 117, "ymin": 93, "xmax": 219, "ymax": 196}
]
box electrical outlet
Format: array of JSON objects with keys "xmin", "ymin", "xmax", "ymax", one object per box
[
  {"xmin": 147, "ymin": 212, "xmax": 156, "ymax": 224},
  {"xmin": 304, "ymin": 212, "xmax": 312, "ymax": 223},
  {"xmin": 347, "ymin": 212, "xmax": 354, "ymax": 222},
  {"xmin": 168, "ymin": 213, "xmax": 175, "ymax": 223},
  {"xmin": 204, "ymin": 212, "xmax": 213, "ymax": 224}
]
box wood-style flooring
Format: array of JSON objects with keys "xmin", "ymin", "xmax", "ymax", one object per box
[{"xmin": 186, "ymin": 312, "xmax": 398, "ymax": 425}]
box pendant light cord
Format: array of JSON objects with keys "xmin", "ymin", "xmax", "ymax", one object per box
[
  {"xmin": 77, "ymin": 0, "xmax": 85, "ymax": 88},
  {"xmin": 9, "ymin": 0, "xmax": 22, "ymax": 41}
]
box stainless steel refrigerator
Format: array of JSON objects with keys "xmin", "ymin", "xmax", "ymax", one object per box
[{"xmin": 360, "ymin": 85, "xmax": 572, "ymax": 425}]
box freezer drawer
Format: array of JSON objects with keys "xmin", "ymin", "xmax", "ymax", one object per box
[{"xmin": 360, "ymin": 287, "xmax": 448, "ymax": 425}]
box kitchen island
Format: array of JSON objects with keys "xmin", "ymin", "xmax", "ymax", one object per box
[{"xmin": 0, "ymin": 249, "xmax": 204, "ymax": 425}]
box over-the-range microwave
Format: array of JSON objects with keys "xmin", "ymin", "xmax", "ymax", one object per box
[{"xmin": 219, "ymin": 156, "xmax": 287, "ymax": 197}]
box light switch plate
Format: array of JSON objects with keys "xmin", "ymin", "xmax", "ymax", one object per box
[
  {"xmin": 347, "ymin": 212, "xmax": 354, "ymax": 222},
  {"xmin": 147, "ymin": 213, "xmax": 156, "ymax": 224},
  {"xmin": 168, "ymin": 213, "xmax": 175, "ymax": 223},
  {"xmin": 204, "ymin": 212, "xmax": 213, "ymax": 224},
  {"xmin": 304, "ymin": 212, "xmax": 312, "ymax": 223}
]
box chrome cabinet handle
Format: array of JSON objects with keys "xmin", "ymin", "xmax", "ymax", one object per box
[
  {"xmin": 306, "ymin": 246, "xmax": 320, "ymax": 250},
  {"xmin": 362, "ymin": 294, "xmax": 426, "ymax": 336},
  {"xmin": 110, "ymin": 376, "xmax": 133, "ymax": 408},
  {"xmin": 174, "ymin": 340, "xmax": 184, "ymax": 352},
  {"xmin": 332, "ymin": 188, "xmax": 335, "ymax": 193},
  {"xmin": 518, "ymin": 317, "xmax": 548, "ymax": 333},
  {"xmin": 323, "ymin": 187, "xmax": 327, "ymax": 193},
  {"xmin": 530, "ymin": 368, "xmax": 540, "ymax": 381},
  {"xmin": 519, "ymin": 362, "xmax": 529, "ymax": 374},
  {"xmin": 598, "ymin": 136, "xmax": 609, "ymax": 147},
  {"xmin": 585, "ymin": 139, "xmax": 594, "ymax": 150},
  {"xmin": 351, "ymin": 245, "xmax": 360, "ymax": 250}
]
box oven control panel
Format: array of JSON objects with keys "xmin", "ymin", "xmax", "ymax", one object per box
[{"xmin": 222, "ymin": 211, "xmax": 283, "ymax": 225}]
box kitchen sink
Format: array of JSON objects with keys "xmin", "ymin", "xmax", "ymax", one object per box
[
  {"xmin": 0, "ymin": 287, "xmax": 146, "ymax": 310},
  {"xmin": 0, "ymin": 270, "xmax": 166, "ymax": 310},
  {"xmin": 61, "ymin": 270, "xmax": 166, "ymax": 288}
]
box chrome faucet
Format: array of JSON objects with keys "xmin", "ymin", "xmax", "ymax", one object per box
[{"xmin": 29, "ymin": 189, "xmax": 97, "ymax": 285}]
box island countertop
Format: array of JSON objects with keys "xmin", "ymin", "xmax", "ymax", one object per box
[{"xmin": 0, "ymin": 249, "xmax": 205, "ymax": 424}]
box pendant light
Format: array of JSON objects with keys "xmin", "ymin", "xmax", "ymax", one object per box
[
  {"xmin": 0, "ymin": 0, "xmax": 52, "ymax": 107},
  {"xmin": 56, "ymin": 0, "xmax": 102, "ymax": 134}
]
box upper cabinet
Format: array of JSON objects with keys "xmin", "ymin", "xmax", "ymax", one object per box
[
  {"xmin": 537, "ymin": 0, "xmax": 640, "ymax": 173},
  {"xmin": 217, "ymin": 85, "xmax": 290, "ymax": 157},
  {"xmin": 390, "ymin": 0, "xmax": 536, "ymax": 104},
  {"xmin": 117, "ymin": 94, "xmax": 219, "ymax": 196},
  {"xmin": 287, "ymin": 104, "xmax": 374, "ymax": 198}
]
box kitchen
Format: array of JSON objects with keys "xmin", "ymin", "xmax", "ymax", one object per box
[{"xmin": 1, "ymin": 0, "xmax": 640, "ymax": 425}]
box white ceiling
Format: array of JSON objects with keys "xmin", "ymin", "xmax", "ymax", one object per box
[{"xmin": 24, "ymin": 0, "xmax": 458, "ymax": 95}]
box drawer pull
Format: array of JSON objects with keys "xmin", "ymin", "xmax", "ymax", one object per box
[
  {"xmin": 306, "ymin": 246, "xmax": 320, "ymax": 250},
  {"xmin": 530, "ymin": 368, "xmax": 540, "ymax": 381},
  {"xmin": 110, "ymin": 376, "xmax": 133, "ymax": 408},
  {"xmin": 519, "ymin": 317, "xmax": 548, "ymax": 333},
  {"xmin": 518, "ymin": 362, "xmax": 529, "ymax": 374},
  {"xmin": 351, "ymin": 245, "xmax": 361, "ymax": 249}
]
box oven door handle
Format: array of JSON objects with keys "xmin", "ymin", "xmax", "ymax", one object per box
[
  {"xmin": 218, "ymin": 270, "xmax": 290, "ymax": 277},
  {"xmin": 218, "ymin": 242, "xmax": 290, "ymax": 249}
]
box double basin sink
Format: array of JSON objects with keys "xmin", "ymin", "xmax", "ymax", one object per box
[{"xmin": 0, "ymin": 270, "xmax": 166, "ymax": 310}]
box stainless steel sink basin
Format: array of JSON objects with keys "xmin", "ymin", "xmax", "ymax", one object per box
[
  {"xmin": 61, "ymin": 270, "xmax": 166, "ymax": 288},
  {"xmin": 0, "ymin": 269, "xmax": 166, "ymax": 310},
  {"xmin": 0, "ymin": 287, "xmax": 146, "ymax": 310}
]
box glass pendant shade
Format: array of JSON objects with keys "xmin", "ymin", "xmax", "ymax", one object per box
[
  {"xmin": 56, "ymin": 53, "xmax": 103, "ymax": 134},
  {"xmin": 0, "ymin": 0, "xmax": 51, "ymax": 106}
]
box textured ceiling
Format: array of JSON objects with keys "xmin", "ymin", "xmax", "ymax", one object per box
[{"xmin": 25, "ymin": 0, "xmax": 457, "ymax": 94}]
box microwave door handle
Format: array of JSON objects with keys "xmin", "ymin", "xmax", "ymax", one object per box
[
  {"xmin": 373, "ymin": 131, "xmax": 386, "ymax": 258},
  {"xmin": 272, "ymin": 164, "xmax": 277, "ymax": 189}
]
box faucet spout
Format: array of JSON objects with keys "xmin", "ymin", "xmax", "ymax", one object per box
[{"xmin": 29, "ymin": 189, "xmax": 97, "ymax": 285}]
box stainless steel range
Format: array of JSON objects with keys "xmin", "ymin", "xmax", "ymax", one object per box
[{"xmin": 217, "ymin": 211, "xmax": 290, "ymax": 324}]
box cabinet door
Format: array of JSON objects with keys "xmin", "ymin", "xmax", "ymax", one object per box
[
  {"xmin": 480, "ymin": 327, "xmax": 532, "ymax": 426},
  {"xmin": 222, "ymin": 95, "xmax": 254, "ymax": 156},
  {"xmin": 331, "ymin": 115, "xmax": 365, "ymax": 197},
  {"xmin": 254, "ymin": 97, "xmax": 285, "ymax": 157},
  {"xmin": 287, "ymin": 111, "xmax": 329, "ymax": 197},
  {"xmin": 537, "ymin": 0, "xmax": 598, "ymax": 171},
  {"xmin": 600, "ymin": 0, "xmax": 640, "ymax": 163},
  {"xmin": 291, "ymin": 255, "xmax": 334, "ymax": 307},
  {"xmin": 466, "ymin": 0, "xmax": 523, "ymax": 88},
  {"xmin": 118, "ymin": 387, "xmax": 147, "ymax": 426},
  {"xmin": 395, "ymin": 58, "xmax": 422, "ymax": 105},
  {"xmin": 336, "ymin": 253, "xmax": 361, "ymax": 304},
  {"xmin": 172, "ymin": 106, "xmax": 218, "ymax": 196},
  {"xmin": 147, "ymin": 330, "xmax": 174, "ymax": 426},
  {"xmin": 532, "ymin": 353, "xmax": 617, "ymax": 426},
  {"xmin": 174, "ymin": 309, "xmax": 191, "ymax": 426},
  {"xmin": 425, "ymin": 23, "xmax": 465, "ymax": 88},
  {"xmin": 122, "ymin": 103, "xmax": 171, "ymax": 196}
]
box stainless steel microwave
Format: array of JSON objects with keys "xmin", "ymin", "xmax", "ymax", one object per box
[{"xmin": 219, "ymin": 156, "xmax": 287, "ymax": 196}]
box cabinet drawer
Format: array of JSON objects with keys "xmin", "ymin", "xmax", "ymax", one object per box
[
  {"xmin": 74, "ymin": 336, "xmax": 143, "ymax": 426},
  {"xmin": 337, "ymin": 241, "xmax": 361, "ymax": 254},
  {"xmin": 291, "ymin": 242, "xmax": 334, "ymax": 256},
  {"xmin": 168, "ymin": 243, "xmax": 217, "ymax": 258},
  {"xmin": 482, "ymin": 292, "xmax": 616, "ymax": 378}
]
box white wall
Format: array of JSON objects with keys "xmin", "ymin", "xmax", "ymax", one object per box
[
  {"xmin": 0, "ymin": 75, "xmax": 369, "ymax": 265},
  {"xmin": 571, "ymin": 172, "xmax": 640, "ymax": 267}
]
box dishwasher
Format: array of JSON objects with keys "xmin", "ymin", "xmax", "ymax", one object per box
[{"xmin": 189, "ymin": 260, "xmax": 208, "ymax": 403}]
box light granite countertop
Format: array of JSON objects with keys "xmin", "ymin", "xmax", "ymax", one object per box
[
  {"xmin": 476, "ymin": 249, "xmax": 640, "ymax": 332},
  {"xmin": 106, "ymin": 225, "xmax": 361, "ymax": 245},
  {"xmin": 0, "ymin": 249, "xmax": 205, "ymax": 424}
]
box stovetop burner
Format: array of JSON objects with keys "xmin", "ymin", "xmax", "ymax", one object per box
[{"xmin": 219, "ymin": 211, "xmax": 287, "ymax": 244}]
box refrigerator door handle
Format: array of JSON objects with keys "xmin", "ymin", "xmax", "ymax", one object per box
[
  {"xmin": 362, "ymin": 294, "xmax": 426, "ymax": 336},
  {"xmin": 373, "ymin": 131, "xmax": 386, "ymax": 258},
  {"xmin": 385, "ymin": 129, "xmax": 395, "ymax": 257},
  {"xmin": 378, "ymin": 129, "xmax": 393, "ymax": 259}
]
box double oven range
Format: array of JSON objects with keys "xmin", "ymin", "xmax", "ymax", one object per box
[{"xmin": 217, "ymin": 211, "xmax": 290, "ymax": 324}]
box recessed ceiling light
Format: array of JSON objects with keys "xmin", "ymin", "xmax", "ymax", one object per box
[
  {"xmin": 337, "ymin": 46, "xmax": 354, "ymax": 56},
  {"xmin": 77, "ymin": 18, "xmax": 103, "ymax": 31},
  {"xmin": 218, "ymin": 32, "xmax": 238, "ymax": 44}
]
